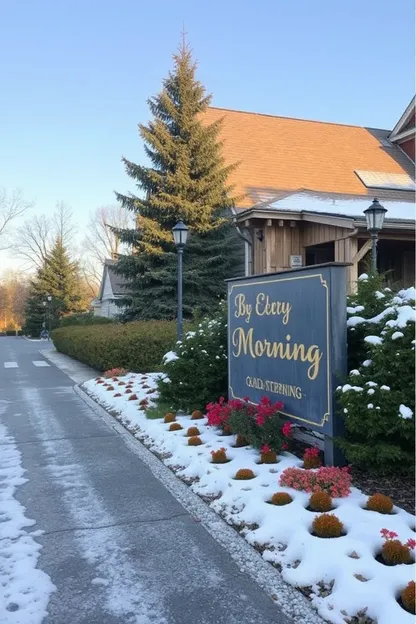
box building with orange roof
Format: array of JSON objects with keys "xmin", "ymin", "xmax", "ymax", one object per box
[{"xmin": 202, "ymin": 99, "xmax": 415, "ymax": 291}]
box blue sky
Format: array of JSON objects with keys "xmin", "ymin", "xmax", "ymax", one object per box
[{"xmin": 0, "ymin": 0, "xmax": 414, "ymax": 268}]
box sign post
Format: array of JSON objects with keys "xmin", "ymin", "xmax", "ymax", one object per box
[{"xmin": 227, "ymin": 263, "xmax": 348, "ymax": 466}]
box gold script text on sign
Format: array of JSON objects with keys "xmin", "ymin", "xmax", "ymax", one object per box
[
  {"xmin": 234, "ymin": 293, "xmax": 292, "ymax": 324},
  {"xmin": 231, "ymin": 328, "xmax": 323, "ymax": 381}
]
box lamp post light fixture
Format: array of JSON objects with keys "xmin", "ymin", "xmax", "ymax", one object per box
[
  {"xmin": 172, "ymin": 221, "xmax": 189, "ymax": 342},
  {"xmin": 363, "ymin": 198, "xmax": 387, "ymax": 273},
  {"xmin": 47, "ymin": 295, "xmax": 52, "ymax": 337}
]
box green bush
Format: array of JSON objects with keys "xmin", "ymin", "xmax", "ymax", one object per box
[
  {"xmin": 59, "ymin": 312, "xmax": 114, "ymax": 327},
  {"xmin": 52, "ymin": 321, "xmax": 177, "ymax": 372},
  {"xmin": 5, "ymin": 330, "xmax": 17, "ymax": 336},
  {"xmin": 157, "ymin": 301, "xmax": 228, "ymax": 411},
  {"xmin": 337, "ymin": 278, "xmax": 415, "ymax": 474}
]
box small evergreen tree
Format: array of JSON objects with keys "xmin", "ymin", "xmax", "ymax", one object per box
[
  {"xmin": 23, "ymin": 238, "xmax": 87, "ymax": 334},
  {"xmin": 113, "ymin": 40, "xmax": 243, "ymax": 320}
]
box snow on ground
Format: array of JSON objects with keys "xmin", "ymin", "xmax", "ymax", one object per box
[
  {"xmin": 84, "ymin": 373, "xmax": 416, "ymax": 624},
  {"xmin": 0, "ymin": 422, "xmax": 55, "ymax": 623}
]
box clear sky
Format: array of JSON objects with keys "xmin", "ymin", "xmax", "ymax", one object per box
[{"xmin": 0, "ymin": 0, "xmax": 414, "ymax": 270}]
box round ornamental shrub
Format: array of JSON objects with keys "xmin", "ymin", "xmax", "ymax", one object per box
[
  {"xmin": 210, "ymin": 448, "xmax": 228, "ymax": 463},
  {"xmin": 366, "ymin": 493, "xmax": 394, "ymax": 514},
  {"xmin": 270, "ymin": 492, "xmax": 293, "ymax": 506},
  {"xmin": 309, "ymin": 491, "xmax": 333, "ymax": 512},
  {"xmin": 234, "ymin": 468, "xmax": 255, "ymax": 480},
  {"xmin": 191, "ymin": 410, "xmax": 204, "ymax": 420},
  {"xmin": 169, "ymin": 423, "xmax": 183, "ymax": 432},
  {"xmin": 186, "ymin": 426, "xmax": 200, "ymax": 437},
  {"xmin": 164, "ymin": 413, "xmax": 176, "ymax": 423},
  {"xmin": 128, "ymin": 394, "xmax": 138, "ymax": 401},
  {"xmin": 125, "ymin": 388, "xmax": 132, "ymax": 394},
  {"xmin": 382, "ymin": 540, "xmax": 412, "ymax": 565},
  {"xmin": 96, "ymin": 380, "xmax": 104, "ymax": 384},
  {"xmin": 234, "ymin": 434, "xmax": 248, "ymax": 447},
  {"xmin": 312, "ymin": 514, "xmax": 344, "ymax": 538},
  {"xmin": 260, "ymin": 451, "xmax": 277, "ymax": 464},
  {"xmin": 106, "ymin": 386, "xmax": 115, "ymax": 391},
  {"xmin": 401, "ymin": 581, "xmax": 416, "ymax": 614},
  {"xmin": 118, "ymin": 381, "xmax": 126, "ymax": 386},
  {"xmin": 188, "ymin": 436, "xmax": 203, "ymax": 446},
  {"xmin": 113, "ymin": 393, "xmax": 122, "ymax": 398}
]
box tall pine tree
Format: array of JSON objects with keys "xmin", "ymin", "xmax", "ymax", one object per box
[
  {"xmin": 113, "ymin": 41, "xmax": 243, "ymax": 320},
  {"xmin": 23, "ymin": 237, "xmax": 86, "ymax": 335}
]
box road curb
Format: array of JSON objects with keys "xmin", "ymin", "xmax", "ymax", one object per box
[{"xmin": 74, "ymin": 383, "xmax": 324, "ymax": 624}]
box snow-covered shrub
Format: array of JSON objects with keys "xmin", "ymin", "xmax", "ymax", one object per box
[
  {"xmin": 157, "ymin": 301, "xmax": 228, "ymax": 411},
  {"xmin": 279, "ymin": 466, "xmax": 352, "ymax": 497},
  {"xmin": 401, "ymin": 581, "xmax": 416, "ymax": 614},
  {"xmin": 366, "ymin": 493, "xmax": 394, "ymax": 514},
  {"xmin": 191, "ymin": 410, "xmax": 204, "ymax": 420},
  {"xmin": 338, "ymin": 285, "xmax": 415, "ymax": 474},
  {"xmin": 312, "ymin": 514, "xmax": 344, "ymax": 538}
]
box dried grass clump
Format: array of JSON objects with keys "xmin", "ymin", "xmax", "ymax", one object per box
[
  {"xmin": 309, "ymin": 491, "xmax": 333, "ymax": 512},
  {"xmin": 169, "ymin": 423, "xmax": 183, "ymax": 432},
  {"xmin": 188, "ymin": 436, "xmax": 203, "ymax": 446},
  {"xmin": 128, "ymin": 394, "xmax": 138, "ymax": 401},
  {"xmin": 106, "ymin": 385, "xmax": 115, "ymax": 391},
  {"xmin": 234, "ymin": 434, "xmax": 248, "ymax": 447},
  {"xmin": 191, "ymin": 410, "xmax": 204, "ymax": 420},
  {"xmin": 118, "ymin": 381, "xmax": 126, "ymax": 386},
  {"xmin": 401, "ymin": 581, "xmax": 415, "ymax": 614},
  {"xmin": 113, "ymin": 393, "xmax": 122, "ymax": 398},
  {"xmin": 163, "ymin": 413, "xmax": 176, "ymax": 423},
  {"xmin": 312, "ymin": 514, "xmax": 344, "ymax": 538},
  {"xmin": 260, "ymin": 450, "xmax": 278, "ymax": 464},
  {"xmin": 270, "ymin": 492, "xmax": 293, "ymax": 506},
  {"xmin": 125, "ymin": 388, "xmax": 133, "ymax": 394},
  {"xmin": 366, "ymin": 493, "xmax": 394, "ymax": 514},
  {"xmin": 234, "ymin": 468, "xmax": 255, "ymax": 480}
]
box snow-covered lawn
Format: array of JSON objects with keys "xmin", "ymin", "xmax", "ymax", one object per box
[
  {"xmin": 0, "ymin": 422, "xmax": 55, "ymax": 623},
  {"xmin": 84, "ymin": 373, "xmax": 416, "ymax": 624}
]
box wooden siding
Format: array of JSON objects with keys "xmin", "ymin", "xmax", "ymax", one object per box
[{"xmin": 302, "ymin": 223, "xmax": 352, "ymax": 247}]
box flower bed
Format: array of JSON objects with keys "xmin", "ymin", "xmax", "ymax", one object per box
[{"xmin": 83, "ymin": 372, "xmax": 416, "ymax": 624}]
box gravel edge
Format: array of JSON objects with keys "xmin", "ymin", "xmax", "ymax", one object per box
[{"xmin": 74, "ymin": 383, "xmax": 325, "ymax": 624}]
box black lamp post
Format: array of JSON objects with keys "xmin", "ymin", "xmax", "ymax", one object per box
[
  {"xmin": 172, "ymin": 221, "xmax": 189, "ymax": 342},
  {"xmin": 363, "ymin": 198, "xmax": 387, "ymax": 273},
  {"xmin": 47, "ymin": 295, "xmax": 52, "ymax": 337}
]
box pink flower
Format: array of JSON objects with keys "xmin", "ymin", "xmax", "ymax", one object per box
[
  {"xmin": 380, "ymin": 528, "xmax": 390, "ymax": 538},
  {"xmin": 281, "ymin": 442, "xmax": 289, "ymax": 450},
  {"xmin": 304, "ymin": 446, "xmax": 320, "ymax": 458},
  {"xmin": 406, "ymin": 538, "xmax": 416, "ymax": 549},
  {"xmin": 256, "ymin": 414, "xmax": 266, "ymax": 426},
  {"xmin": 389, "ymin": 531, "xmax": 398, "ymax": 540},
  {"xmin": 260, "ymin": 444, "xmax": 272, "ymax": 454},
  {"xmin": 282, "ymin": 422, "xmax": 293, "ymax": 438}
]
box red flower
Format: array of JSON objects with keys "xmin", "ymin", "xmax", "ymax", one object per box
[
  {"xmin": 389, "ymin": 531, "xmax": 398, "ymax": 540},
  {"xmin": 260, "ymin": 444, "xmax": 271, "ymax": 454},
  {"xmin": 380, "ymin": 528, "xmax": 390, "ymax": 538},
  {"xmin": 256, "ymin": 414, "xmax": 266, "ymax": 426},
  {"xmin": 281, "ymin": 442, "xmax": 289, "ymax": 450},
  {"xmin": 304, "ymin": 446, "xmax": 320, "ymax": 458},
  {"xmin": 282, "ymin": 422, "xmax": 293, "ymax": 438}
]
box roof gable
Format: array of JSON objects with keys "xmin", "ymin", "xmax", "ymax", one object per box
[{"xmin": 202, "ymin": 107, "xmax": 415, "ymax": 208}]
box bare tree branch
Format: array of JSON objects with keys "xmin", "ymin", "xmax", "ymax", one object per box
[
  {"xmin": 0, "ymin": 188, "xmax": 34, "ymax": 250},
  {"xmin": 53, "ymin": 201, "xmax": 77, "ymax": 247},
  {"xmin": 83, "ymin": 205, "xmax": 132, "ymax": 265},
  {"xmin": 12, "ymin": 214, "xmax": 52, "ymax": 269}
]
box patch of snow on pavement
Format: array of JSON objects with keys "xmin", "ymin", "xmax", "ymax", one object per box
[
  {"xmin": 83, "ymin": 373, "xmax": 416, "ymax": 624},
  {"xmin": 0, "ymin": 422, "xmax": 55, "ymax": 624}
]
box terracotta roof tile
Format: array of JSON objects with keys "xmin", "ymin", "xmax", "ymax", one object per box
[{"xmin": 202, "ymin": 107, "xmax": 415, "ymax": 208}]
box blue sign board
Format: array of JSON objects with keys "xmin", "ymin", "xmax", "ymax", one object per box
[{"xmin": 227, "ymin": 264, "xmax": 348, "ymax": 448}]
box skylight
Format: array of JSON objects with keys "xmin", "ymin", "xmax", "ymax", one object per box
[{"xmin": 355, "ymin": 170, "xmax": 415, "ymax": 191}]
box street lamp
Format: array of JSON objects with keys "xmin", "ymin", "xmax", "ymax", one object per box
[
  {"xmin": 172, "ymin": 221, "xmax": 189, "ymax": 342},
  {"xmin": 364, "ymin": 198, "xmax": 387, "ymax": 273},
  {"xmin": 47, "ymin": 295, "xmax": 52, "ymax": 337}
]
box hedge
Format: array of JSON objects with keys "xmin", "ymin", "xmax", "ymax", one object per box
[
  {"xmin": 60, "ymin": 313, "xmax": 114, "ymax": 327},
  {"xmin": 52, "ymin": 321, "xmax": 178, "ymax": 372}
]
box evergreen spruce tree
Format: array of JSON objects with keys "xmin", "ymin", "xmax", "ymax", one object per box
[
  {"xmin": 113, "ymin": 40, "xmax": 243, "ymax": 320},
  {"xmin": 23, "ymin": 237, "xmax": 86, "ymax": 334}
]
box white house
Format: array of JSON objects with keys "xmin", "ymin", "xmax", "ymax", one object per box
[{"xmin": 92, "ymin": 259, "xmax": 130, "ymax": 318}]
